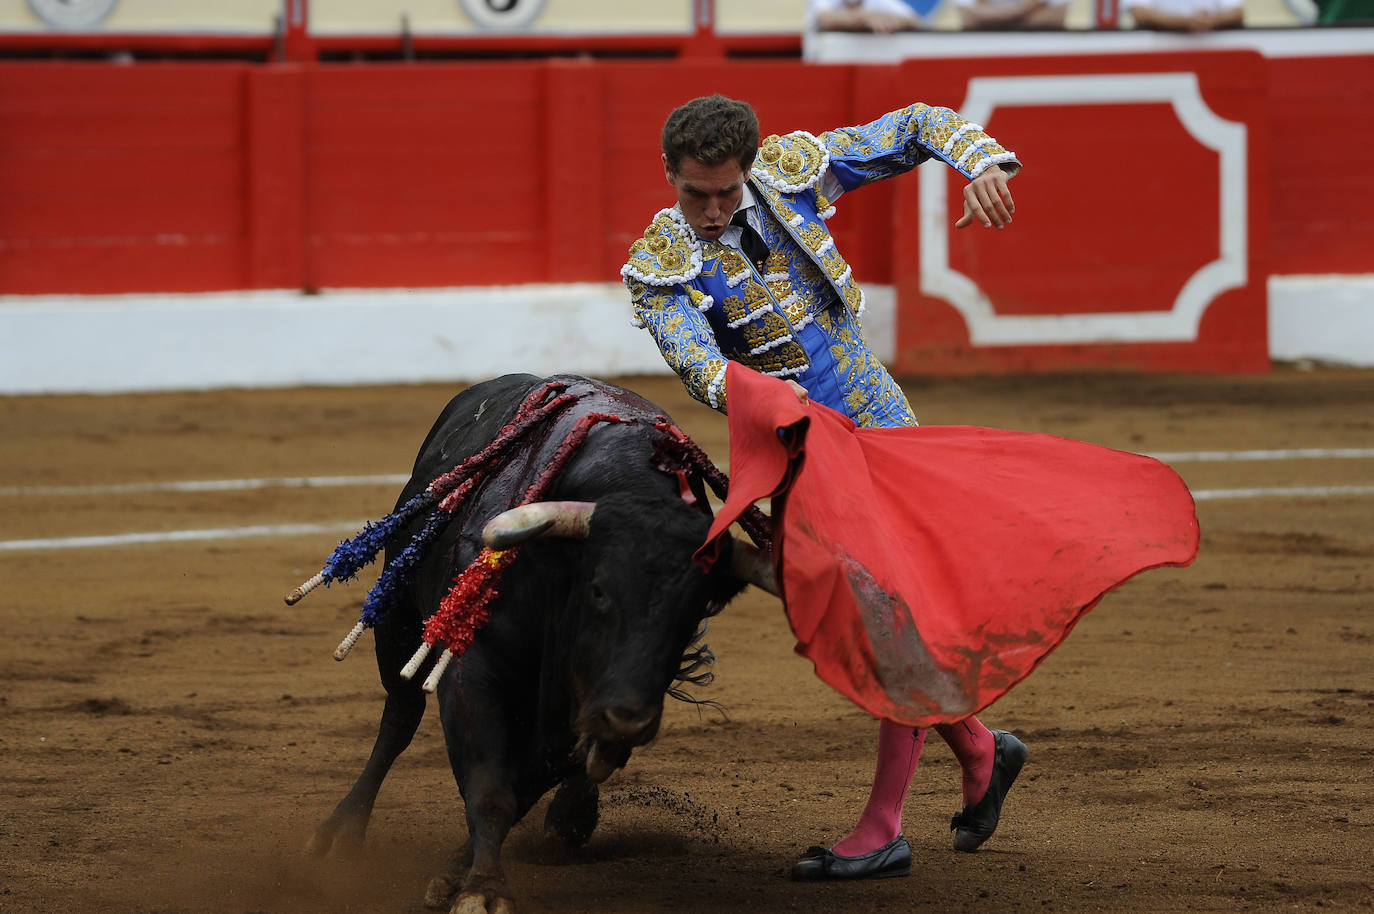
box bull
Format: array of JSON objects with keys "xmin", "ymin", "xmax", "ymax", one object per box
[{"xmin": 298, "ymin": 374, "xmax": 774, "ymax": 914}]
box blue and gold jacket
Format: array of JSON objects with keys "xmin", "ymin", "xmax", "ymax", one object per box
[{"xmin": 622, "ymin": 102, "xmax": 1019, "ymax": 428}]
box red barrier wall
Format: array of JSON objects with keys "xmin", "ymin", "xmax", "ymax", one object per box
[
  {"xmin": 890, "ymin": 51, "xmax": 1271, "ymax": 374},
  {"xmin": 0, "ymin": 64, "xmax": 250, "ymax": 293},
  {"xmin": 1266, "ymin": 55, "xmax": 1373, "ymax": 277},
  {"xmin": 1, "ymin": 54, "xmax": 1367, "ymax": 371}
]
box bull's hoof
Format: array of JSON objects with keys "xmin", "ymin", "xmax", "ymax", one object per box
[
  {"xmin": 451, "ymin": 891, "xmax": 516, "ymax": 914},
  {"xmin": 305, "ymin": 816, "xmax": 367, "ymax": 857},
  {"xmin": 424, "ymin": 872, "xmax": 461, "ymax": 910},
  {"xmin": 545, "ymin": 778, "xmax": 599, "ymax": 847}
]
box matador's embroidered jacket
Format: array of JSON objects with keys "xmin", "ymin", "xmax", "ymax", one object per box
[{"xmin": 622, "ymin": 103, "xmax": 1020, "ymax": 429}]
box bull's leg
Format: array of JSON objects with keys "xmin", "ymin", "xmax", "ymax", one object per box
[
  {"xmin": 431, "ymin": 676, "xmax": 545, "ymax": 914},
  {"xmin": 443, "ymin": 765, "xmax": 526, "ymax": 914},
  {"xmin": 308, "ymin": 618, "xmax": 429, "ymax": 856},
  {"xmin": 545, "ymin": 773, "xmax": 598, "ymax": 846}
]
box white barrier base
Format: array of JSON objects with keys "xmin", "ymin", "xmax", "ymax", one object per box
[
  {"xmin": 2, "ymin": 277, "xmax": 1368, "ymax": 395},
  {"xmin": 1268, "ymin": 275, "xmax": 1374, "ymax": 367},
  {"xmin": 0, "ymin": 283, "xmax": 897, "ymax": 395}
]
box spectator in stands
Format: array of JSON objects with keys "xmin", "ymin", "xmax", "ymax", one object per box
[
  {"xmin": 1315, "ymin": 0, "xmax": 1374, "ymax": 22},
  {"xmin": 956, "ymin": 0, "xmax": 1070, "ymax": 28},
  {"xmin": 809, "ymin": 0, "xmax": 926, "ymax": 32},
  {"xmin": 1125, "ymin": 0, "xmax": 1244, "ymax": 31}
]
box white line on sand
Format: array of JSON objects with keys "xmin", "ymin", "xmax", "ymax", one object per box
[
  {"xmin": 3, "ymin": 448, "xmax": 1371, "ymax": 498},
  {"xmin": 0, "ymin": 474, "xmax": 409, "ymax": 497},
  {"xmin": 0, "ymin": 521, "xmax": 369, "ymax": 552},
  {"xmin": 4, "ymin": 484, "xmax": 1374, "ymax": 552}
]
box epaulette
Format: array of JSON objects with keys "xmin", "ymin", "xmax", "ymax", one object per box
[
  {"xmin": 621, "ymin": 208, "xmax": 703, "ymax": 287},
  {"xmin": 751, "ymin": 131, "xmax": 830, "ymax": 194}
]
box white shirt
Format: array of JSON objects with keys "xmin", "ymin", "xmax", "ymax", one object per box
[
  {"xmin": 724, "ymin": 174, "xmax": 847, "ymax": 254},
  {"xmin": 1123, "ymin": 0, "xmax": 1241, "ymax": 12},
  {"xmin": 954, "ymin": 0, "xmax": 1070, "ymax": 9},
  {"xmin": 806, "ymin": 0, "xmax": 926, "ymax": 29}
]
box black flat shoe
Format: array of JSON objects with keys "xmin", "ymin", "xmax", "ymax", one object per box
[
  {"xmin": 950, "ymin": 729, "xmax": 1027, "ymax": 852},
  {"xmin": 790, "ymin": 834, "xmax": 911, "ymax": 881}
]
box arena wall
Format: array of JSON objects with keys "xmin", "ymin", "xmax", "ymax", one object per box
[{"xmin": 0, "ymin": 29, "xmax": 1370, "ymax": 392}]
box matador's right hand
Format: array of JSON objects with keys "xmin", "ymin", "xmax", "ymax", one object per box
[{"xmin": 955, "ymin": 165, "xmax": 1015, "ymax": 230}]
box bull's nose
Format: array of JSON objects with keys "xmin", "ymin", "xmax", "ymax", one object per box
[{"xmin": 600, "ymin": 707, "xmax": 659, "ymax": 741}]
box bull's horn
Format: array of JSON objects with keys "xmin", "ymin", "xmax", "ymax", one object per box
[
  {"xmin": 482, "ymin": 501, "xmax": 596, "ymax": 549},
  {"xmin": 730, "ymin": 538, "xmax": 778, "ymax": 596}
]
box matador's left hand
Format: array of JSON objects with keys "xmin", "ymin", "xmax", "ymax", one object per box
[{"xmin": 955, "ymin": 165, "xmax": 1015, "ymax": 230}]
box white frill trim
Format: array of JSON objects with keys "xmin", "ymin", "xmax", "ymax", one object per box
[
  {"xmin": 725, "ymin": 265, "xmax": 751, "ymax": 288},
  {"xmin": 854, "ymin": 288, "xmax": 867, "ymax": 318},
  {"xmin": 835, "ymin": 266, "xmax": 852, "ymax": 286},
  {"xmin": 706, "ymin": 363, "xmax": 727, "ymax": 410},
  {"xmin": 816, "ymin": 237, "xmax": 835, "ymax": 257},
  {"xmin": 791, "ymin": 310, "xmax": 815, "ymax": 332},
  {"xmin": 764, "ymin": 270, "xmax": 789, "ymax": 283},
  {"xmin": 751, "ymin": 130, "xmax": 831, "ymax": 194},
  {"xmin": 941, "ymin": 122, "xmax": 984, "ymax": 158},
  {"xmin": 764, "ymin": 364, "xmax": 806, "ymax": 379},
  {"xmin": 694, "ymin": 293, "xmax": 715, "ymax": 313},
  {"xmin": 728, "ymin": 302, "xmax": 773, "ymax": 329},
  {"xmin": 818, "ymin": 206, "xmax": 836, "ymax": 220},
  {"xmin": 956, "ymin": 136, "xmax": 996, "ymax": 170},
  {"xmin": 619, "ymin": 206, "xmax": 705, "ymax": 287},
  {"xmin": 776, "ymin": 293, "xmax": 800, "ymax": 312},
  {"xmin": 630, "ymin": 313, "xmax": 646, "ymax": 329},
  {"xmin": 969, "ymin": 151, "xmax": 1019, "ymax": 179},
  {"xmin": 789, "ymin": 213, "xmax": 804, "ymax": 227},
  {"xmin": 749, "ymin": 334, "xmax": 794, "ymax": 356}
]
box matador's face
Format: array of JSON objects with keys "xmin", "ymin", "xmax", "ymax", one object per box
[{"xmin": 663, "ymin": 154, "xmax": 749, "ymax": 243}]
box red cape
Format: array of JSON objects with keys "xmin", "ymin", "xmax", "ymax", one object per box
[{"xmin": 699, "ymin": 363, "xmax": 1200, "ymax": 727}]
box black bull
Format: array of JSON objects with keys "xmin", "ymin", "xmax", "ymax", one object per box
[{"xmin": 305, "ymin": 374, "xmax": 773, "ymax": 914}]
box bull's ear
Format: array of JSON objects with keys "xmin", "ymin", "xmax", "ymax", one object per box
[{"xmin": 483, "ymin": 501, "xmax": 596, "ymax": 548}]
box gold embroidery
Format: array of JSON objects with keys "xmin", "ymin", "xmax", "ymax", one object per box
[
  {"xmin": 822, "ymin": 250, "xmax": 849, "ymax": 280},
  {"xmin": 843, "ymin": 282, "xmax": 863, "ymax": 311},
  {"xmin": 752, "ymin": 131, "xmax": 827, "ymax": 191},
  {"xmin": 719, "ymin": 249, "xmax": 749, "ymax": 277},
  {"xmin": 625, "ymin": 212, "xmax": 700, "ymax": 284},
  {"xmin": 799, "ymin": 224, "xmax": 828, "ymax": 252},
  {"xmin": 751, "ymin": 349, "xmax": 810, "ymax": 376},
  {"xmin": 742, "ymin": 313, "xmax": 792, "ymax": 352},
  {"xmin": 721, "ymin": 294, "xmax": 748, "ymax": 326}
]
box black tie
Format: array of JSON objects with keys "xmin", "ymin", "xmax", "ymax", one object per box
[{"xmin": 731, "ymin": 209, "xmax": 770, "ymax": 271}]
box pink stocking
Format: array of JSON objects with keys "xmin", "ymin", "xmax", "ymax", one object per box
[
  {"xmin": 831, "ymin": 720, "xmax": 926, "ymax": 856},
  {"xmin": 934, "ymin": 716, "xmax": 995, "ymax": 806}
]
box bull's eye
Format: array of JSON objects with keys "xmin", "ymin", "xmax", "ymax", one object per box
[{"xmin": 589, "ymin": 581, "xmax": 609, "ymax": 609}]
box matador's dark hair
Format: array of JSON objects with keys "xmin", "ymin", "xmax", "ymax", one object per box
[{"xmin": 661, "ymin": 94, "xmax": 760, "ymax": 174}]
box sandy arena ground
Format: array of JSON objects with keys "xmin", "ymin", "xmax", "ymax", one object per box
[{"xmin": 2, "ymin": 368, "xmax": 1371, "ymax": 914}]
